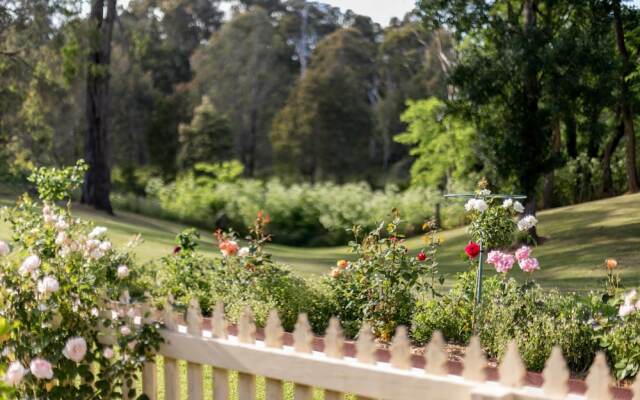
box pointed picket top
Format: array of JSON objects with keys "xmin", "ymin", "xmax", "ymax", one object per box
[
  {"xmin": 212, "ymin": 302, "xmax": 228, "ymax": 339},
  {"xmin": 238, "ymin": 306, "xmax": 256, "ymax": 344},
  {"xmin": 293, "ymin": 313, "xmax": 314, "ymax": 354},
  {"xmin": 585, "ymin": 352, "xmax": 612, "ymax": 400},
  {"xmin": 425, "ymin": 330, "xmax": 447, "ymax": 376},
  {"xmin": 186, "ymin": 298, "xmax": 203, "ymax": 336},
  {"xmin": 356, "ymin": 323, "xmax": 376, "ymax": 364},
  {"xmin": 631, "ymin": 375, "xmax": 640, "ymax": 400},
  {"xmin": 390, "ymin": 326, "xmax": 412, "ymax": 370},
  {"xmin": 264, "ymin": 310, "xmax": 284, "ymax": 349},
  {"xmin": 324, "ymin": 317, "xmax": 344, "ymax": 359},
  {"xmin": 162, "ymin": 299, "xmax": 178, "ymax": 331},
  {"xmin": 542, "ymin": 346, "xmax": 569, "ymax": 398},
  {"xmin": 462, "ymin": 336, "xmax": 487, "ymax": 382},
  {"xmin": 499, "ymin": 340, "xmax": 525, "ymax": 388}
]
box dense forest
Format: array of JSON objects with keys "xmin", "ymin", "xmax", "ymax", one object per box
[{"xmin": 1, "ymin": 0, "xmax": 640, "ymax": 244}]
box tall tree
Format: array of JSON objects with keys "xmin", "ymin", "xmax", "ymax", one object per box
[
  {"xmin": 83, "ymin": 0, "xmax": 117, "ymax": 213},
  {"xmin": 191, "ymin": 7, "xmax": 294, "ymax": 176},
  {"xmin": 611, "ymin": 0, "xmax": 639, "ymax": 192},
  {"xmin": 271, "ymin": 28, "xmax": 376, "ymax": 181}
]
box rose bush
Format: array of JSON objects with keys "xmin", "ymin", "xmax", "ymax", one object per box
[
  {"xmin": 0, "ymin": 161, "xmax": 161, "ymax": 399},
  {"xmin": 323, "ymin": 211, "xmax": 442, "ymax": 340}
]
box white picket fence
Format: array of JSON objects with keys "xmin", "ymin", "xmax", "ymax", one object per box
[{"xmin": 113, "ymin": 300, "xmax": 636, "ymax": 400}]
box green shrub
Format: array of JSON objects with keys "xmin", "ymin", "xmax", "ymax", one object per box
[
  {"xmin": 323, "ymin": 212, "xmax": 442, "ymax": 341},
  {"xmin": 153, "ymin": 219, "xmax": 332, "ymax": 334},
  {"xmin": 114, "ymin": 173, "xmax": 466, "ymax": 246}
]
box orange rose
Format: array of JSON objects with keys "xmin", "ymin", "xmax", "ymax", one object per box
[
  {"xmin": 219, "ymin": 240, "xmax": 239, "ymax": 257},
  {"xmin": 606, "ymin": 258, "xmax": 618, "ymax": 270},
  {"xmin": 336, "ymin": 259, "xmax": 348, "ymax": 269},
  {"xmin": 330, "ymin": 268, "xmax": 341, "ymax": 278}
]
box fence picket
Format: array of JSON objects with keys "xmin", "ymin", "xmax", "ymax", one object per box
[
  {"xmin": 293, "ymin": 313, "xmax": 313, "ymax": 353},
  {"xmin": 324, "ymin": 390, "xmax": 343, "ymax": 400},
  {"xmin": 186, "ymin": 299, "xmax": 204, "ymax": 400},
  {"xmin": 585, "ymin": 353, "xmax": 612, "ymax": 400},
  {"xmin": 462, "ymin": 336, "xmax": 486, "ymax": 382},
  {"xmin": 425, "ymin": 330, "xmax": 447, "ymax": 376},
  {"xmin": 265, "ymin": 310, "xmax": 284, "ymax": 400},
  {"xmin": 498, "ymin": 340, "xmax": 525, "ymax": 388},
  {"xmin": 324, "ymin": 318, "xmax": 344, "ymax": 359},
  {"xmin": 213, "ymin": 367, "xmax": 229, "ymax": 400},
  {"xmin": 162, "ymin": 301, "xmax": 180, "ymax": 400},
  {"xmin": 542, "ymin": 346, "xmax": 569, "ymax": 398},
  {"xmin": 356, "ymin": 323, "xmax": 375, "ymax": 365},
  {"xmin": 389, "ymin": 326, "xmax": 411, "ymax": 370},
  {"xmin": 294, "ymin": 385, "xmax": 313, "ymax": 400},
  {"xmin": 238, "ymin": 373, "xmax": 256, "ymax": 400}
]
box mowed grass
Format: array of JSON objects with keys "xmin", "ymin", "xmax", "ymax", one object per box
[{"xmin": 0, "ymin": 193, "xmax": 638, "ymax": 291}]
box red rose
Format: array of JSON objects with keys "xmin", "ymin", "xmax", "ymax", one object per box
[
  {"xmin": 465, "ymin": 241, "xmax": 480, "ymax": 259},
  {"xmin": 417, "ymin": 250, "xmax": 427, "ymax": 262},
  {"xmin": 173, "ymin": 246, "xmax": 181, "ymax": 255}
]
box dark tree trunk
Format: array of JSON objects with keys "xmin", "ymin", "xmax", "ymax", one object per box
[
  {"xmin": 83, "ymin": 0, "xmax": 116, "ymax": 214},
  {"xmin": 522, "ymin": 0, "xmax": 540, "ymax": 240},
  {"xmin": 601, "ymin": 119, "xmax": 625, "ymax": 197},
  {"xmin": 565, "ymin": 113, "xmax": 577, "ymax": 159},
  {"xmin": 542, "ymin": 118, "xmax": 561, "ymax": 209},
  {"xmin": 612, "ymin": 0, "xmax": 640, "ymax": 193}
]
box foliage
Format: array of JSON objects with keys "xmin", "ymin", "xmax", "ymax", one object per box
[
  {"xmin": 323, "ymin": 211, "xmax": 442, "ymax": 340},
  {"xmin": 0, "ymin": 163, "xmax": 162, "ymax": 399},
  {"xmin": 177, "ymin": 96, "xmax": 233, "ymax": 169},
  {"xmin": 271, "ymin": 27, "xmax": 376, "ymax": 181},
  {"xmin": 114, "ymin": 176, "xmax": 466, "ymax": 246},
  {"xmin": 153, "ymin": 216, "xmax": 329, "ymax": 333},
  {"xmin": 395, "ymin": 98, "xmax": 477, "ymax": 188},
  {"xmin": 27, "ymin": 160, "xmax": 87, "ymax": 202}
]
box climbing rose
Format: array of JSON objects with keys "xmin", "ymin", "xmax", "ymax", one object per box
[
  {"xmin": 513, "ymin": 201, "xmax": 525, "ymax": 213},
  {"xmin": 0, "ymin": 241, "xmax": 10, "ymax": 256},
  {"xmin": 19, "ymin": 255, "xmax": 41, "ymax": 277},
  {"xmin": 517, "ymin": 215, "xmax": 538, "ymax": 231},
  {"xmin": 63, "ymin": 337, "xmax": 87, "ymax": 362},
  {"xmin": 37, "ymin": 276, "xmax": 59, "ymax": 294},
  {"xmin": 4, "ymin": 361, "xmax": 26, "ymax": 386},
  {"xmin": 515, "ymin": 246, "xmax": 532, "ymax": 261},
  {"xmin": 416, "ymin": 250, "xmax": 427, "ymax": 262},
  {"xmin": 487, "ymin": 250, "xmax": 503, "ymax": 265},
  {"xmin": 464, "ymin": 242, "xmax": 480, "ymax": 259},
  {"xmin": 30, "ymin": 358, "xmax": 53, "ymax": 380},
  {"xmin": 502, "ymin": 198, "xmax": 513, "ymax": 209},
  {"xmin": 464, "ymin": 198, "xmax": 488, "ymax": 213},
  {"xmin": 116, "ymin": 265, "xmax": 129, "ymax": 279}
]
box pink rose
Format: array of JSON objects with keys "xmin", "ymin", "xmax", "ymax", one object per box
[
  {"xmin": 103, "ymin": 347, "xmax": 114, "ymax": 359},
  {"xmin": 515, "ymin": 246, "xmax": 532, "ymax": 261},
  {"xmin": 519, "ymin": 257, "xmax": 540, "ymax": 273},
  {"xmin": 487, "ymin": 250, "xmax": 503, "ymax": 265},
  {"xmin": 4, "ymin": 361, "xmax": 26, "ymax": 386},
  {"xmin": 495, "ymin": 254, "xmax": 515, "ymax": 274},
  {"xmin": 19, "ymin": 255, "xmax": 40, "ymax": 277},
  {"xmin": 63, "ymin": 337, "xmax": 87, "ymax": 362},
  {"xmin": 30, "ymin": 358, "xmax": 53, "ymax": 380}
]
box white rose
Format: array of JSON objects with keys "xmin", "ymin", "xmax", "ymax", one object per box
[
  {"xmin": 478, "ymin": 189, "xmax": 491, "ymax": 196},
  {"xmin": 502, "ymin": 198, "xmax": 513, "ymax": 209},
  {"xmin": 464, "ymin": 199, "xmax": 476, "ymax": 212},
  {"xmin": 513, "ymin": 201, "xmax": 525, "ymax": 213},
  {"xmin": 517, "ymin": 215, "xmax": 538, "ymax": 231},
  {"xmin": 55, "ymin": 231, "xmax": 66, "ymax": 246},
  {"xmin": 63, "ymin": 337, "xmax": 87, "ymax": 363},
  {"xmin": 88, "ymin": 226, "xmax": 107, "ymax": 239},
  {"xmin": 37, "ymin": 276, "xmax": 59, "ymax": 294},
  {"xmin": 238, "ymin": 247, "xmax": 250, "ymax": 257},
  {"xmin": 99, "ymin": 241, "xmax": 112, "ymax": 252},
  {"xmin": 120, "ymin": 326, "xmax": 131, "ymax": 336},
  {"xmin": 30, "ymin": 358, "xmax": 53, "ymax": 380},
  {"xmin": 55, "ymin": 218, "xmax": 69, "ymax": 231},
  {"xmin": 103, "ymin": 347, "xmax": 114, "ymax": 359},
  {"xmin": 4, "ymin": 361, "xmax": 26, "ymax": 386},
  {"xmin": 117, "ymin": 265, "xmax": 129, "ymax": 279},
  {"xmin": 0, "ymin": 241, "xmax": 10, "ymax": 256},
  {"xmin": 474, "ymin": 199, "xmax": 488, "ymax": 213},
  {"xmin": 19, "ymin": 255, "xmax": 41, "ymax": 277}
]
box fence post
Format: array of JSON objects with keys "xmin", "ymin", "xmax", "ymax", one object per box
[{"xmin": 162, "ymin": 300, "xmax": 180, "ymax": 400}]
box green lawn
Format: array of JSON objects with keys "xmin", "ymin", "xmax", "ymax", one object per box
[{"xmin": 0, "ymin": 193, "xmax": 638, "ymax": 291}]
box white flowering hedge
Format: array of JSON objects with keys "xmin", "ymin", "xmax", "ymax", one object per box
[{"xmin": 0, "ymin": 161, "xmax": 161, "ymax": 399}]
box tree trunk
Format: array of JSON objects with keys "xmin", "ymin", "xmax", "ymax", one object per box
[
  {"xmin": 565, "ymin": 113, "xmax": 577, "ymax": 159},
  {"xmin": 522, "ymin": 0, "xmax": 540, "ymax": 241},
  {"xmin": 601, "ymin": 120, "xmax": 625, "ymax": 197},
  {"xmin": 83, "ymin": 0, "xmax": 116, "ymax": 214},
  {"xmin": 612, "ymin": 0, "xmax": 640, "ymax": 193},
  {"xmin": 542, "ymin": 118, "xmax": 561, "ymax": 209}
]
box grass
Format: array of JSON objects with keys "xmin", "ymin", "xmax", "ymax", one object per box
[{"xmin": 0, "ymin": 192, "xmax": 638, "ymax": 291}]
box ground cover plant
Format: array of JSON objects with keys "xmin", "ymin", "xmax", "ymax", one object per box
[{"xmin": 0, "ymin": 162, "xmax": 161, "ymax": 399}]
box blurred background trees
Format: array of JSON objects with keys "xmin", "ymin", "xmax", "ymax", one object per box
[{"xmin": 0, "ymin": 0, "xmax": 639, "ymax": 228}]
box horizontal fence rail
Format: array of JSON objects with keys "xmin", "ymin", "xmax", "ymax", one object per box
[{"xmin": 104, "ymin": 300, "xmax": 639, "ymax": 400}]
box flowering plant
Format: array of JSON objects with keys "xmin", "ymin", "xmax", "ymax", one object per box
[
  {"xmin": 0, "ymin": 162, "xmax": 161, "ymax": 399},
  {"xmin": 325, "ymin": 210, "xmax": 442, "ymax": 340}
]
